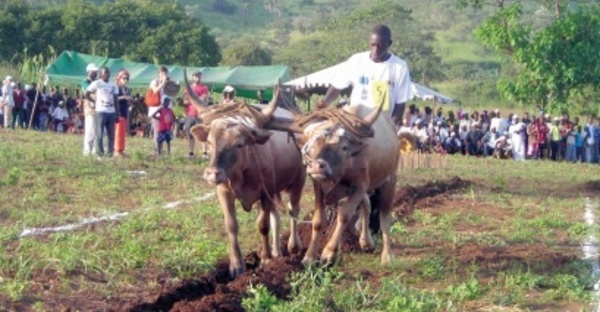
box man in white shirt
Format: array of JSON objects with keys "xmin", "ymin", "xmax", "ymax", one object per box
[
  {"xmin": 85, "ymin": 67, "xmax": 119, "ymax": 157},
  {"xmin": 2, "ymin": 76, "xmax": 14, "ymax": 128},
  {"xmin": 316, "ymin": 24, "xmax": 412, "ymax": 126}
]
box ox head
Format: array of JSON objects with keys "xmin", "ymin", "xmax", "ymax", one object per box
[
  {"xmin": 183, "ymin": 68, "xmax": 281, "ymax": 185},
  {"xmin": 265, "ymin": 104, "xmax": 382, "ymax": 182}
]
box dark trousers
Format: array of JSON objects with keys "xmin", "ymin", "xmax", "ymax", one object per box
[
  {"xmin": 95, "ymin": 112, "xmax": 116, "ymax": 156},
  {"xmin": 550, "ymin": 141, "xmax": 560, "ymax": 161}
]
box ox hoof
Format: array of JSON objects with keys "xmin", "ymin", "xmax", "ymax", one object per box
[
  {"xmin": 229, "ymin": 265, "xmax": 245, "ymax": 279},
  {"xmin": 320, "ymin": 250, "xmax": 340, "ymax": 265},
  {"xmin": 288, "ymin": 240, "xmax": 302, "ymax": 255},
  {"xmin": 272, "ymin": 247, "xmax": 283, "ymax": 258},
  {"xmin": 301, "ymin": 255, "xmax": 319, "ymax": 266},
  {"xmin": 381, "ymin": 253, "xmax": 392, "ymax": 266},
  {"xmin": 360, "ymin": 237, "xmax": 375, "ymax": 252}
]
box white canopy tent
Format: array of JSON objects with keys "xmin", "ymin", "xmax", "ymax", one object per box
[{"xmin": 285, "ymin": 63, "xmax": 453, "ymax": 104}]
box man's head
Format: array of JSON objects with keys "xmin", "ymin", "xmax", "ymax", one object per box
[
  {"xmin": 99, "ymin": 67, "xmax": 110, "ymax": 82},
  {"xmin": 159, "ymin": 65, "xmax": 169, "ymax": 81},
  {"xmin": 369, "ymin": 24, "xmax": 392, "ymax": 62},
  {"xmin": 162, "ymin": 96, "xmax": 171, "ymax": 108},
  {"xmin": 86, "ymin": 63, "xmax": 98, "ymax": 80},
  {"xmin": 192, "ymin": 71, "xmax": 202, "ymax": 83}
]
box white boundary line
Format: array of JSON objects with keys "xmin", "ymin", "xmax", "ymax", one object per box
[
  {"xmin": 583, "ymin": 197, "xmax": 600, "ymax": 311},
  {"xmin": 19, "ymin": 192, "xmax": 215, "ymax": 238}
]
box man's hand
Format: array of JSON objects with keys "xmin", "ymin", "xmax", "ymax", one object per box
[{"xmin": 316, "ymin": 100, "xmax": 328, "ymax": 110}]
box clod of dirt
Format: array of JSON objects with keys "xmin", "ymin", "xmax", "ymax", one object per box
[
  {"xmin": 393, "ymin": 176, "xmax": 471, "ymax": 219},
  {"xmin": 125, "ymin": 252, "xmax": 303, "ymax": 312}
]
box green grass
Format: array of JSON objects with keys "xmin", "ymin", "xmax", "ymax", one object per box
[{"xmin": 0, "ymin": 129, "xmax": 599, "ymax": 310}]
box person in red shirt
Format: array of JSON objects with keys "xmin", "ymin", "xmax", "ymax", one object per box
[
  {"xmin": 152, "ymin": 97, "xmax": 175, "ymax": 156},
  {"xmin": 183, "ymin": 71, "xmax": 209, "ymax": 159}
]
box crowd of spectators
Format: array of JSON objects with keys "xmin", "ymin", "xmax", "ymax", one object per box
[
  {"xmin": 0, "ymin": 75, "xmax": 147, "ymax": 136},
  {"xmin": 3, "ymin": 72, "xmax": 599, "ymax": 164},
  {"xmin": 397, "ymin": 104, "xmax": 600, "ymax": 163}
]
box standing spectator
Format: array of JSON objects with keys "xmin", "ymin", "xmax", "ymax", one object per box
[
  {"xmin": 584, "ymin": 119, "xmax": 597, "ymax": 163},
  {"xmin": 183, "ymin": 71, "xmax": 209, "ymax": 159},
  {"xmin": 148, "ymin": 65, "xmax": 171, "ymax": 155},
  {"xmin": 82, "ymin": 63, "xmax": 99, "ymax": 156},
  {"xmin": 526, "ymin": 118, "xmax": 539, "ymax": 159},
  {"xmin": 549, "ymin": 117, "xmax": 561, "ymax": 161},
  {"xmin": 2, "ymin": 76, "xmax": 14, "ymax": 128},
  {"xmin": 63, "ymin": 87, "xmax": 77, "ymax": 114},
  {"xmin": 490, "ymin": 109, "xmax": 503, "ymax": 136},
  {"xmin": 37, "ymin": 97, "xmax": 50, "ymax": 131},
  {"xmin": 152, "ymin": 97, "xmax": 175, "ymax": 156},
  {"xmin": 565, "ymin": 126, "xmax": 578, "ymax": 162},
  {"xmin": 115, "ymin": 69, "xmax": 133, "ymax": 157},
  {"xmin": 11, "ymin": 82, "xmax": 25, "ymax": 129},
  {"xmin": 85, "ymin": 67, "xmax": 119, "ymax": 157},
  {"xmin": 25, "ymin": 83, "xmax": 42, "ymax": 129},
  {"xmin": 536, "ymin": 116, "xmax": 549, "ymax": 159},
  {"xmin": 575, "ymin": 125, "xmax": 584, "ymax": 162},
  {"xmin": 508, "ymin": 115, "xmax": 526, "ymax": 161}
]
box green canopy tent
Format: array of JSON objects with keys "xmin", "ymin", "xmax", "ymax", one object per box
[{"xmin": 45, "ymin": 51, "xmax": 290, "ymax": 100}]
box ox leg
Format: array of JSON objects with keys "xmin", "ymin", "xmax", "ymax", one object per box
[
  {"xmin": 259, "ymin": 194, "xmax": 274, "ymax": 265},
  {"xmin": 270, "ymin": 204, "xmax": 282, "ymax": 258},
  {"xmin": 287, "ymin": 180, "xmax": 304, "ymax": 254},
  {"xmin": 217, "ymin": 186, "xmax": 244, "ymax": 278},
  {"xmin": 379, "ymin": 177, "xmax": 396, "ymax": 265},
  {"xmin": 302, "ymin": 184, "xmax": 325, "ymax": 265},
  {"xmin": 359, "ymin": 194, "xmax": 375, "ymax": 251},
  {"xmin": 320, "ymin": 190, "xmax": 365, "ymax": 265}
]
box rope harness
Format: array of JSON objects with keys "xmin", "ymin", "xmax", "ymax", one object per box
[
  {"xmin": 295, "ymin": 108, "xmax": 375, "ymax": 166},
  {"xmin": 198, "ymin": 102, "xmax": 271, "ymax": 128}
]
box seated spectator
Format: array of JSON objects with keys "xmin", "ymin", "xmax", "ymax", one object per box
[
  {"xmin": 51, "ymin": 100, "xmax": 70, "ymax": 132},
  {"xmin": 444, "ymin": 132, "xmax": 462, "ymax": 155}
]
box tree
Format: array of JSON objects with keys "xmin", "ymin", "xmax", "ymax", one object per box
[
  {"xmin": 474, "ymin": 3, "xmax": 600, "ymax": 111},
  {"xmin": 221, "ymin": 40, "xmax": 272, "ymax": 66},
  {"xmin": 0, "ymin": 0, "xmax": 222, "ymax": 66},
  {"xmin": 274, "ymin": 0, "xmax": 445, "ymax": 84}
]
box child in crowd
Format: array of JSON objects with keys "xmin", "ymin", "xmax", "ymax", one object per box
[{"xmin": 152, "ymin": 97, "xmax": 175, "ymax": 156}]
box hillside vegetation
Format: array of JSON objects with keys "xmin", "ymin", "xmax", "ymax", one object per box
[{"xmin": 2, "ymin": 0, "xmax": 600, "ymax": 112}]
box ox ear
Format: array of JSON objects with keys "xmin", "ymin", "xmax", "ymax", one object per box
[
  {"xmin": 249, "ymin": 128, "xmax": 273, "ymax": 145},
  {"xmin": 190, "ymin": 124, "xmax": 210, "ymax": 142}
]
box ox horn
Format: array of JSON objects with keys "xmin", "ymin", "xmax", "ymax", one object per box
[
  {"xmin": 361, "ymin": 101, "xmax": 383, "ymax": 126},
  {"xmin": 183, "ymin": 67, "xmax": 207, "ymax": 113},
  {"xmin": 261, "ymin": 80, "xmax": 281, "ymax": 119}
]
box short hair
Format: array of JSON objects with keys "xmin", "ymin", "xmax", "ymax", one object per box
[
  {"xmin": 159, "ymin": 65, "xmax": 169, "ymax": 74},
  {"xmin": 371, "ymin": 24, "xmax": 392, "ymax": 42}
]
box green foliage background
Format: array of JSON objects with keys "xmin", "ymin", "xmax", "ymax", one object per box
[{"xmin": 1, "ymin": 0, "xmax": 600, "ymax": 114}]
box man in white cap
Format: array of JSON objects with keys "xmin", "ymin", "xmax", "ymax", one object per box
[
  {"xmin": 220, "ymin": 85, "xmax": 236, "ymax": 105},
  {"xmin": 1, "ymin": 76, "xmax": 14, "ymax": 128},
  {"xmin": 51, "ymin": 100, "xmax": 69, "ymax": 132},
  {"xmin": 82, "ymin": 63, "xmax": 98, "ymax": 155}
]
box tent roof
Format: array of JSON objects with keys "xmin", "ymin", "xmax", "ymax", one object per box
[
  {"xmin": 45, "ymin": 51, "xmax": 290, "ymax": 99},
  {"xmin": 285, "ymin": 63, "xmax": 454, "ymax": 103}
]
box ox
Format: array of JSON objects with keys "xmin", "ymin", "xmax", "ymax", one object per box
[
  {"xmin": 265, "ymin": 103, "xmax": 399, "ymax": 265},
  {"xmin": 184, "ymin": 69, "xmax": 306, "ymax": 278}
]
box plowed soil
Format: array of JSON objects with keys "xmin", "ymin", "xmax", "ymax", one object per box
[{"xmin": 113, "ymin": 177, "xmax": 472, "ymax": 312}]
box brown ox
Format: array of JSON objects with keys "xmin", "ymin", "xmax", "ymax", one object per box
[
  {"xmin": 184, "ymin": 69, "xmax": 306, "ymax": 278},
  {"xmin": 265, "ymin": 104, "xmax": 399, "ymax": 265}
]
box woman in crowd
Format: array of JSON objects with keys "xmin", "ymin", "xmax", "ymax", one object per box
[{"xmin": 115, "ymin": 69, "xmax": 133, "ymax": 157}]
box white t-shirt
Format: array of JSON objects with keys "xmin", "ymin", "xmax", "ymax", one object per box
[
  {"xmin": 332, "ymin": 51, "xmax": 411, "ymax": 115},
  {"xmin": 148, "ymin": 79, "xmax": 173, "ymax": 116},
  {"xmin": 52, "ymin": 106, "xmax": 69, "ymax": 120},
  {"xmin": 87, "ymin": 80, "xmax": 118, "ymax": 113}
]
